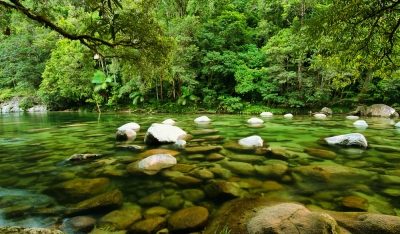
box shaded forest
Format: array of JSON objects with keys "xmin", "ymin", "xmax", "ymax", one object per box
[{"xmin": 0, "ymin": 0, "xmax": 399, "ymax": 113}]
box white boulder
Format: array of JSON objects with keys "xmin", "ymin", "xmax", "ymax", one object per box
[
  {"xmin": 395, "ymin": 122, "xmax": 400, "ymax": 128},
  {"xmin": 144, "ymin": 123, "xmax": 187, "ymax": 145},
  {"xmin": 116, "ymin": 129, "xmax": 137, "ymax": 141},
  {"xmin": 162, "ymin": 119, "xmax": 176, "ymax": 125},
  {"xmin": 353, "ymin": 120, "xmax": 368, "ymax": 128},
  {"xmin": 260, "ymin": 112, "xmax": 273, "ymax": 117},
  {"xmin": 194, "ymin": 116, "xmax": 211, "ymax": 123},
  {"xmin": 138, "ymin": 154, "xmax": 177, "ymax": 175},
  {"xmin": 247, "ymin": 117, "xmax": 264, "ymax": 124},
  {"xmin": 325, "ymin": 133, "xmax": 368, "ymax": 148},
  {"xmin": 314, "ymin": 113, "xmax": 327, "ymax": 119},
  {"xmin": 118, "ymin": 122, "xmax": 140, "ymax": 132},
  {"xmin": 238, "ymin": 135, "xmax": 263, "ymax": 147},
  {"xmin": 284, "ymin": 113, "xmax": 293, "ymax": 119},
  {"xmin": 346, "ymin": 115, "xmax": 359, "ymax": 120}
]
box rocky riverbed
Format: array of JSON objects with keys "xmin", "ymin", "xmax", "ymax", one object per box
[{"xmin": 0, "ymin": 112, "xmax": 400, "ymax": 233}]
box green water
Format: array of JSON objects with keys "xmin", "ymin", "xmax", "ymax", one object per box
[{"xmin": 0, "ymin": 112, "xmax": 400, "ymax": 228}]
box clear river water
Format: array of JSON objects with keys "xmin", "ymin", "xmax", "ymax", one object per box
[{"xmin": 0, "ymin": 112, "xmax": 399, "ymax": 231}]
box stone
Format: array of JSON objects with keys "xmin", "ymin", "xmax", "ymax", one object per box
[
  {"xmin": 144, "ymin": 206, "xmax": 170, "ymax": 218},
  {"xmin": 293, "ymin": 162, "xmax": 376, "ymax": 186},
  {"xmin": 139, "ymin": 149, "xmax": 180, "ymax": 158},
  {"xmin": 266, "ymin": 148, "xmax": 295, "ymax": 160},
  {"xmin": 144, "ymin": 123, "xmax": 187, "ymax": 145},
  {"xmin": 328, "ymin": 211, "xmax": 400, "ymax": 234},
  {"xmin": 395, "ymin": 122, "xmax": 400, "ymax": 128},
  {"xmin": 246, "ymin": 203, "xmax": 339, "ymax": 234},
  {"xmin": 238, "ymin": 135, "xmax": 263, "ymax": 147},
  {"xmin": 185, "ymin": 145, "xmax": 222, "ymax": 154},
  {"xmin": 69, "ymin": 189, "xmax": 123, "ymax": 215},
  {"xmin": 206, "ymin": 153, "xmax": 225, "ymax": 161},
  {"xmin": 382, "ymin": 188, "xmax": 400, "ymax": 197},
  {"xmin": 314, "ymin": 113, "xmax": 327, "ymax": 119},
  {"xmin": 168, "ymin": 206, "xmax": 209, "ymax": 232},
  {"xmin": 130, "ymin": 217, "xmax": 167, "ymax": 234},
  {"xmin": 0, "ymin": 97, "xmax": 23, "ymax": 113},
  {"xmin": 62, "ymin": 216, "xmax": 96, "ymax": 233},
  {"xmin": 100, "ymin": 204, "xmax": 142, "ymax": 230},
  {"xmin": 116, "ymin": 129, "xmax": 136, "ymax": 141},
  {"xmin": 160, "ymin": 195, "xmax": 184, "ymax": 210},
  {"xmin": 320, "ymin": 107, "xmax": 333, "ymax": 115},
  {"xmin": 260, "ymin": 112, "xmax": 273, "ymax": 117},
  {"xmin": 247, "ymin": 117, "xmax": 264, "ymax": 124},
  {"xmin": 346, "ymin": 115, "xmax": 360, "ymax": 120},
  {"xmin": 342, "ymin": 195, "xmax": 368, "ymax": 211},
  {"xmin": 204, "ymin": 180, "xmax": 244, "ymax": 198},
  {"xmin": 169, "ymin": 175, "xmax": 202, "ymax": 186},
  {"xmin": 169, "ymin": 164, "xmax": 196, "ymax": 173},
  {"xmin": 52, "ymin": 178, "xmax": 110, "ymax": 200},
  {"xmin": 138, "ymin": 154, "xmax": 177, "ymax": 175},
  {"xmin": 350, "ymin": 104, "xmax": 399, "ymax": 117},
  {"xmin": 324, "ymin": 133, "xmax": 368, "ymax": 148},
  {"xmin": 283, "ymin": 113, "xmax": 293, "ymax": 118},
  {"xmin": 174, "ymin": 139, "xmax": 186, "ymax": 148},
  {"xmin": 221, "ymin": 161, "xmax": 255, "ymax": 176},
  {"xmin": 223, "ymin": 142, "xmax": 261, "ymax": 154},
  {"xmin": 261, "ymin": 181, "xmax": 284, "ymax": 191},
  {"xmin": 194, "ymin": 116, "xmax": 211, "ymax": 123},
  {"xmin": 182, "ymin": 189, "xmax": 206, "ymax": 202},
  {"xmin": 304, "ymin": 148, "xmax": 337, "ymax": 160},
  {"xmin": 209, "ymin": 166, "xmax": 233, "ymax": 179},
  {"xmin": 118, "ymin": 122, "xmax": 140, "ymax": 132},
  {"xmin": 0, "ymin": 227, "xmax": 63, "ymax": 234},
  {"xmin": 89, "ymin": 227, "xmax": 126, "ymax": 234},
  {"xmin": 203, "ymin": 135, "xmax": 224, "ymax": 141},
  {"xmin": 68, "ymin": 154, "xmax": 102, "ymax": 161},
  {"xmin": 254, "ymin": 160, "xmax": 288, "ymax": 178},
  {"xmin": 190, "ymin": 168, "xmax": 214, "ymax": 180},
  {"xmin": 379, "ymin": 175, "xmax": 400, "ymax": 185},
  {"xmin": 27, "ymin": 105, "xmax": 47, "ymax": 112},
  {"xmin": 162, "ymin": 119, "xmax": 176, "ymax": 125},
  {"xmin": 138, "ymin": 192, "xmax": 163, "ymax": 206},
  {"xmin": 353, "ymin": 120, "xmax": 368, "ymax": 128}
]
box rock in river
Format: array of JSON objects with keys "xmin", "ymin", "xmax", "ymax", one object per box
[
  {"xmin": 162, "ymin": 118, "xmax": 176, "ymax": 125},
  {"xmin": 130, "ymin": 216, "xmax": 167, "ymax": 234},
  {"xmin": 0, "ymin": 227, "xmax": 64, "ymax": 234},
  {"xmin": 314, "ymin": 113, "xmax": 327, "ymax": 119},
  {"xmin": 247, "ymin": 117, "xmax": 264, "ymax": 124},
  {"xmin": 395, "ymin": 122, "xmax": 400, "ymax": 128},
  {"xmin": 100, "ymin": 204, "xmax": 142, "ymax": 230},
  {"xmin": 284, "ymin": 113, "xmax": 293, "ymax": 119},
  {"xmin": 116, "ymin": 129, "xmax": 136, "ymax": 141},
  {"xmin": 221, "ymin": 161, "xmax": 255, "ymax": 176},
  {"xmin": 194, "ymin": 116, "xmax": 211, "ymax": 123},
  {"xmin": 118, "ymin": 122, "xmax": 140, "ymax": 132},
  {"xmin": 69, "ymin": 189, "xmax": 123, "ymax": 215},
  {"xmin": 320, "ymin": 107, "xmax": 333, "ymax": 115},
  {"xmin": 353, "ymin": 120, "xmax": 368, "ymax": 128},
  {"xmin": 138, "ymin": 154, "xmax": 177, "ymax": 175},
  {"xmin": 324, "ymin": 133, "xmax": 368, "ymax": 148},
  {"xmin": 346, "ymin": 115, "xmax": 359, "ymax": 120},
  {"xmin": 67, "ymin": 153, "xmax": 102, "ymax": 162},
  {"xmin": 144, "ymin": 123, "xmax": 187, "ymax": 145},
  {"xmin": 61, "ymin": 216, "xmax": 96, "ymax": 233},
  {"xmin": 260, "ymin": 112, "xmax": 273, "ymax": 117},
  {"xmin": 51, "ymin": 177, "xmax": 110, "ymax": 200},
  {"xmin": 168, "ymin": 206, "xmax": 209, "ymax": 232},
  {"xmin": 238, "ymin": 135, "xmax": 263, "ymax": 147},
  {"xmin": 246, "ymin": 203, "xmax": 339, "ymax": 234},
  {"xmin": 185, "ymin": 145, "xmax": 222, "ymax": 154},
  {"xmin": 304, "ymin": 148, "xmax": 337, "ymax": 160}
]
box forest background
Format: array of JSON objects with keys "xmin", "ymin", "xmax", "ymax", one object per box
[{"xmin": 0, "ymin": 0, "xmax": 399, "ymax": 114}]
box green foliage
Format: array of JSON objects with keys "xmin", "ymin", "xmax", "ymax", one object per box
[
  {"xmin": 217, "ymin": 95, "xmax": 244, "ymax": 113},
  {"xmin": 177, "ymin": 87, "xmax": 199, "ymax": 106},
  {"xmin": 39, "ymin": 39, "xmax": 95, "ymax": 110}
]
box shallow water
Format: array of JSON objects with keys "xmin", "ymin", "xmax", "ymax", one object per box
[{"xmin": 0, "ymin": 112, "xmax": 399, "ymax": 228}]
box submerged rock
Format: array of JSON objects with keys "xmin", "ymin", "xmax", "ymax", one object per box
[
  {"xmin": 353, "ymin": 120, "xmax": 368, "ymax": 128},
  {"xmin": 254, "ymin": 160, "xmax": 288, "ymax": 178},
  {"xmin": 247, "ymin": 117, "xmax": 264, "ymax": 124},
  {"xmin": 144, "ymin": 206, "xmax": 170, "ymax": 218},
  {"xmin": 324, "ymin": 133, "xmax": 368, "ymax": 148},
  {"xmin": 238, "ymin": 135, "xmax": 263, "ymax": 147},
  {"xmin": 194, "ymin": 116, "xmax": 211, "ymax": 123},
  {"xmin": 341, "ymin": 195, "xmax": 369, "ymax": 211},
  {"xmin": 190, "ymin": 129, "xmax": 219, "ymax": 135},
  {"xmin": 346, "ymin": 115, "xmax": 360, "ymax": 120},
  {"xmin": 0, "ymin": 227, "xmax": 63, "ymax": 234},
  {"xmin": 144, "ymin": 123, "xmax": 187, "ymax": 145},
  {"xmin": 139, "ymin": 149, "xmax": 180, "ymax": 158},
  {"xmin": 130, "ymin": 216, "xmax": 167, "ymax": 234},
  {"xmin": 162, "ymin": 118, "xmax": 176, "ymax": 125},
  {"xmin": 260, "ymin": 112, "xmax": 273, "ymax": 117},
  {"xmin": 138, "ymin": 154, "xmax": 177, "ymax": 175},
  {"xmin": 204, "ymin": 180, "xmax": 245, "ymax": 198},
  {"xmin": 160, "ymin": 195, "xmax": 184, "ymax": 210},
  {"xmin": 52, "ymin": 177, "xmax": 110, "ymax": 200},
  {"xmin": 304, "ymin": 148, "xmax": 337, "ymax": 160},
  {"xmin": 283, "ymin": 113, "xmax": 293, "ymax": 119},
  {"xmin": 185, "ymin": 145, "xmax": 222, "ymax": 154},
  {"xmin": 168, "ymin": 206, "xmax": 209, "ymax": 232},
  {"xmin": 69, "ymin": 189, "xmax": 123, "ymax": 215},
  {"xmin": 246, "ymin": 203, "xmax": 339, "ymax": 234},
  {"xmin": 221, "ymin": 161, "xmax": 255, "ymax": 176},
  {"xmin": 99, "ymin": 204, "xmax": 142, "ymax": 230},
  {"xmin": 68, "ymin": 154, "xmax": 102, "ymax": 161},
  {"xmin": 61, "ymin": 216, "xmax": 96, "ymax": 233}
]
